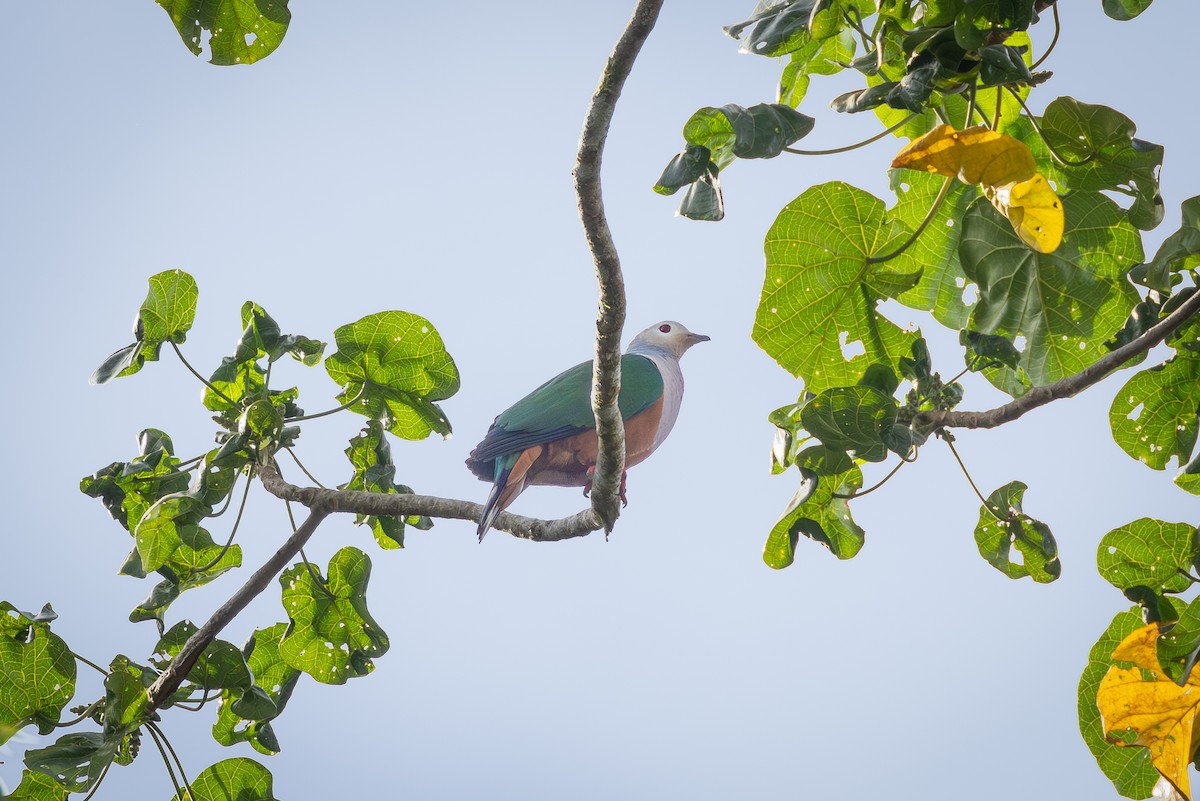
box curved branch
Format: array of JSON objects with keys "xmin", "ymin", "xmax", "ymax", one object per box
[
  {"xmin": 573, "ymin": 0, "xmax": 665, "ymax": 533},
  {"xmin": 259, "ymin": 461, "xmax": 601, "ymax": 542},
  {"xmin": 916, "ymin": 287, "xmax": 1200, "ymax": 431}
]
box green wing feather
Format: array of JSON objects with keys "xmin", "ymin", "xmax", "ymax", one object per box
[{"xmin": 467, "ymin": 354, "xmax": 663, "ymax": 472}]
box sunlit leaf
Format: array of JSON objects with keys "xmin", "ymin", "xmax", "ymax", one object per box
[
  {"xmin": 341, "ymin": 420, "xmax": 433, "ymax": 549},
  {"xmin": 1097, "ymin": 623, "xmax": 1200, "ymax": 799},
  {"xmin": 1102, "ymin": 0, "xmax": 1154, "ymax": 21},
  {"xmin": 171, "ymin": 757, "xmax": 279, "ymax": 801},
  {"xmin": 764, "ymin": 462, "xmax": 864, "ymax": 567},
  {"xmin": 278, "ymin": 547, "xmax": 388, "ymax": 684},
  {"xmin": 892, "ymin": 123, "xmax": 1036, "ymax": 186},
  {"xmin": 1110, "ymin": 355, "xmax": 1200, "ymax": 471},
  {"xmin": 0, "ymin": 603, "xmax": 76, "ymax": 745},
  {"xmin": 5, "ymin": 769, "xmax": 69, "ymax": 800},
  {"xmin": 91, "ymin": 270, "xmax": 198, "ymax": 384},
  {"xmin": 213, "ymin": 624, "xmax": 299, "ymax": 756},
  {"xmin": 156, "ymin": 0, "xmax": 291, "ymax": 66},
  {"xmin": 325, "ymin": 312, "xmax": 459, "ymax": 440},
  {"xmin": 1079, "ymin": 608, "xmax": 1162, "ymax": 800},
  {"xmin": 800, "ymin": 386, "xmax": 898, "ymax": 462},
  {"xmin": 753, "ymin": 181, "xmax": 919, "ymax": 394}
]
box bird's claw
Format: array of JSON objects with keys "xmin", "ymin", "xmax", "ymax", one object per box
[{"xmin": 583, "ymin": 465, "xmax": 628, "ymax": 506}]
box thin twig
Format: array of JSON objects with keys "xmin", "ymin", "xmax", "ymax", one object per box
[
  {"xmin": 144, "ymin": 723, "xmax": 184, "ymax": 800},
  {"xmin": 195, "ymin": 476, "xmax": 253, "ymax": 572},
  {"xmin": 833, "ymin": 459, "xmax": 907, "ymax": 499},
  {"xmin": 784, "ymin": 113, "xmax": 918, "ymax": 156},
  {"xmin": 1008, "ymin": 87, "xmax": 1095, "ymax": 167},
  {"xmin": 284, "ymin": 447, "xmax": 327, "ymax": 488},
  {"xmin": 148, "ymin": 722, "xmax": 194, "ymax": 800},
  {"xmin": 71, "ymin": 652, "xmax": 110, "ymax": 677},
  {"xmin": 866, "ymin": 176, "xmax": 953, "ymax": 264},
  {"xmin": 1030, "ymin": 3, "xmax": 1061, "ymax": 70},
  {"xmin": 916, "ymin": 288, "xmax": 1200, "ymax": 431},
  {"xmin": 285, "ymin": 387, "xmax": 366, "ymax": 422},
  {"xmin": 169, "ymin": 341, "xmax": 237, "ymax": 407},
  {"xmin": 944, "ymin": 436, "xmax": 1006, "ymax": 521}
]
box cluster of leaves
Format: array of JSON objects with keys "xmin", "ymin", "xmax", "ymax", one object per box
[
  {"xmin": 657, "ymin": 1, "xmax": 1200, "ymax": 797},
  {"xmin": 3, "ymin": 270, "xmax": 460, "ymax": 796}
]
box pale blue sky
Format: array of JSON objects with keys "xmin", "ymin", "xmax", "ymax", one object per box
[{"xmin": 2, "ymin": 3, "xmax": 1197, "ymax": 799}]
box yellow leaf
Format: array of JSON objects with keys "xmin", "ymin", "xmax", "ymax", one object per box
[
  {"xmin": 1097, "ymin": 624, "xmax": 1200, "ymax": 800},
  {"xmin": 891, "ymin": 124, "xmax": 1037, "ymax": 186},
  {"xmin": 984, "ymin": 173, "xmax": 1064, "ymax": 254}
]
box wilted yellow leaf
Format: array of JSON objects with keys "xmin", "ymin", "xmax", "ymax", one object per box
[
  {"xmin": 984, "ymin": 173, "xmax": 1064, "ymax": 253},
  {"xmin": 1097, "ymin": 624, "xmax": 1200, "ymax": 800},
  {"xmin": 892, "ymin": 124, "xmax": 1062, "ymax": 253},
  {"xmin": 891, "ymin": 124, "xmax": 1037, "ymax": 186}
]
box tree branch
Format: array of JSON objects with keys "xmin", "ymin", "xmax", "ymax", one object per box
[
  {"xmin": 145, "ymin": 504, "xmax": 330, "ymax": 708},
  {"xmin": 259, "ymin": 461, "xmax": 601, "ymax": 542},
  {"xmin": 916, "ymin": 288, "xmax": 1200, "ymax": 431},
  {"xmin": 573, "ymin": 0, "xmax": 665, "ymax": 533}
]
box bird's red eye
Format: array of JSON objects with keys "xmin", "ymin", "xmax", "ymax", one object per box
[{"xmin": 659, "ymin": 324, "xmax": 672, "ymax": 333}]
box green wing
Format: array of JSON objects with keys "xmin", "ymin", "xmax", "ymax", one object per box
[{"xmin": 467, "ymin": 354, "xmax": 663, "ymax": 468}]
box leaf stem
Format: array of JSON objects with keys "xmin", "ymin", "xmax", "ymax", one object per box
[
  {"xmin": 285, "ymin": 387, "xmax": 367, "ymax": 422},
  {"xmin": 865, "ymin": 176, "xmax": 953, "ymax": 264},
  {"xmin": 944, "ymin": 435, "xmax": 1009, "ymax": 522},
  {"xmin": 784, "ymin": 113, "xmax": 918, "ymax": 156},
  {"xmin": 284, "ymin": 447, "xmax": 328, "ymax": 489},
  {"xmin": 79, "ymin": 760, "xmax": 112, "ymax": 801},
  {"xmin": 1030, "ymin": 2, "xmax": 1061, "ymax": 70},
  {"xmin": 206, "ymin": 475, "xmax": 239, "ymax": 518},
  {"xmin": 53, "ymin": 701, "xmax": 101, "ymax": 728},
  {"xmin": 148, "ymin": 722, "xmax": 194, "ymax": 800},
  {"xmin": 833, "ymin": 459, "xmax": 907, "ymax": 499},
  {"xmin": 964, "ymin": 83, "xmax": 977, "ymax": 130},
  {"xmin": 170, "ymin": 341, "xmax": 237, "ymax": 408},
  {"xmin": 1007, "ymin": 87, "xmax": 1095, "ymax": 167},
  {"xmin": 145, "ymin": 723, "xmax": 184, "ymax": 800},
  {"xmin": 71, "ymin": 651, "xmax": 110, "ymax": 677},
  {"xmin": 196, "ymin": 476, "xmax": 252, "ymax": 572}
]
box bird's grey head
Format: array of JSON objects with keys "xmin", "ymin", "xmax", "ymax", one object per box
[{"xmin": 627, "ymin": 321, "xmax": 710, "ymax": 359}]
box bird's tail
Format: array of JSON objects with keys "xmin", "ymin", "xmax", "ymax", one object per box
[{"xmin": 477, "ymin": 453, "xmax": 518, "ymax": 542}]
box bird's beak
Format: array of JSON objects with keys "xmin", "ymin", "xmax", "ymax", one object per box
[{"xmin": 685, "ymin": 332, "xmax": 711, "ymax": 347}]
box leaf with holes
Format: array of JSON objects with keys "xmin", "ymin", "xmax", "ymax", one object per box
[
  {"xmin": 1097, "ymin": 623, "xmax": 1200, "ymax": 800},
  {"xmin": 1039, "ymin": 97, "xmax": 1164, "ymax": 231},
  {"xmin": 778, "ymin": 29, "xmax": 855, "ymax": 107},
  {"xmin": 954, "ymin": 0, "xmax": 1035, "ymax": 50},
  {"xmin": 156, "ymin": 0, "xmax": 291, "ymax": 66},
  {"xmin": 325, "ymin": 311, "xmax": 459, "ymax": 440},
  {"xmin": 1110, "ymin": 355, "xmax": 1200, "ymax": 471},
  {"xmin": 973, "ymin": 481, "xmax": 1059, "ymax": 582},
  {"xmin": 80, "ymin": 429, "xmax": 192, "ymax": 533},
  {"xmin": 213, "ymin": 624, "xmax": 299, "ymax": 756},
  {"xmin": 0, "ymin": 603, "xmax": 76, "ymax": 746},
  {"xmin": 889, "ymin": 170, "xmax": 979, "ymax": 328},
  {"xmin": 278, "ymin": 547, "xmax": 388, "ymax": 685},
  {"xmin": 91, "ymin": 270, "xmax": 198, "ymax": 384},
  {"xmin": 1136, "ymin": 196, "xmax": 1200, "ymax": 294},
  {"xmin": 764, "ymin": 462, "xmax": 864, "ymax": 567},
  {"xmin": 724, "ymin": 0, "xmax": 821, "ymax": 57},
  {"xmin": 23, "ymin": 733, "xmax": 118, "ymax": 794},
  {"xmin": 5, "ymin": 769, "xmax": 69, "ymax": 801},
  {"xmin": 753, "ymin": 182, "xmax": 920, "ymax": 394},
  {"xmin": 1158, "ymin": 596, "xmax": 1200, "ymax": 686},
  {"xmin": 960, "ymin": 192, "xmax": 1141, "ymax": 389},
  {"xmin": 1079, "ymin": 608, "xmax": 1162, "ymax": 800},
  {"xmin": 1097, "ymin": 518, "xmax": 1199, "ymax": 603}
]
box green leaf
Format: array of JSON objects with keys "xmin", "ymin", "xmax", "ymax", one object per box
[
  {"xmin": 1158, "ymin": 596, "xmax": 1200, "ymax": 685},
  {"xmin": 831, "ymin": 82, "xmax": 896, "ymax": 114},
  {"xmin": 171, "ymin": 757, "xmax": 279, "ymax": 801},
  {"xmin": 764, "ymin": 463, "xmax": 865, "ymax": 567},
  {"xmin": 1078, "ymin": 608, "xmax": 1162, "ymax": 799},
  {"xmin": 1136, "ymin": 196, "xmax": 1200, "ymax": 293},
  {"xmin": 0, "ymin": 603, "xmax": 76, "ymax": 745},
  {"xmin": 24, "ymin": 733, "xmax": 118, "ymax": 794},
  {"xmin": 213, "ymin": 624, "xmax": 299, "ymax": 756},
  {"xmin": 724, "ymin": 0, "xmax": 820, "ymax": 57},
  {"xmin": 778, "ymin": 29, "xmax": 855, "ymax": 107},
  {"xmin": 960, "ymin": 330, "xmax": 1021, "ymax": 371},
  {"xmin": 959, "ymin": 191, "xmax": 1142, "ymax": 389},
  {"xmin": 677, "ymin": 170, "xmax": 725, "ymax": 221},
  {"xmin": 234, "ymin": 302, "xmax": 325, "ymax": 366},
  {"xmin": 1177, "ymin": 451, "xmax": 1200, "ymax": 496},
  {"xmin": 5, "ymin": 769, "xmax": 69, "ymax": 801},
  {"xmin": 90, "ymin": 270, "xmax": 198, "ymax": 384},
  {"xmin": 954, "ymin": 0, "xmax": 1035, "ymax": 50},
  {"xmin": 1109, "ymin": 354, "xmax": 1200, "ymax": 471},
  {"xmin": 153, "ymin": 622, "xmax": 255, "ymax": 699},
  {"xmin": 278, "ymin": 547, "xmax": 388, "ymax": 684},
  {"xmin": 80, "ymin": 429, "xmax": 192, "ymax": 533},
  {"xmin": 324, "ymin": 311, "xmax": 460, "ymax": 440},
  {"xmin": 1102, "ymin": 0, "xmax": 1153, "ymax": 20},
  {"xmin": 800, "ymin": 386, "xmax": 898, "ymax": 462},
  {"xmin": 1097, "ymin": 518, "xmax": 1199, "ymax": 600},
  {"xmin": 1039, "ymin": 97, "xmax": 1165, "ymax": 230},
  {"xmin": 889, "ymin": 171, "xmax": 980, "ymax": 328},
  {"xmin": 653, "ymin": 145, "xmax": 712, "ymax": 196},
  {"xmin": 155, "ymin": 0, "xmax": 291, "ymax": 66},
  {"xmin": 753, "ymin": 181, "xmax": 920, "ymax": 394},
  {"xmin": 978, "ymin": 43, "xmax": 1032, "ymax": 86},
  {"xmin": 973, "ymin": 481, "xmax": 1060, "ymax": 582},
  {"xmin": 685, "ymin": 104, "xmax": 815, "ymax": 162},
  {"xmin": 340, "ymin": 420, "xmax": 432, "ymax": 550}
]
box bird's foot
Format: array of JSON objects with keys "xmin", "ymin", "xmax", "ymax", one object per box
[{"xmin": 582, "ymin": 466, "xmax": 628, "ymax": 507}]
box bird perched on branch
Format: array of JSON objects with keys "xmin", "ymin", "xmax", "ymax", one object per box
[{"xmin": 466, "ymin": 321, "xmax": 709, "ymax": 540}]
